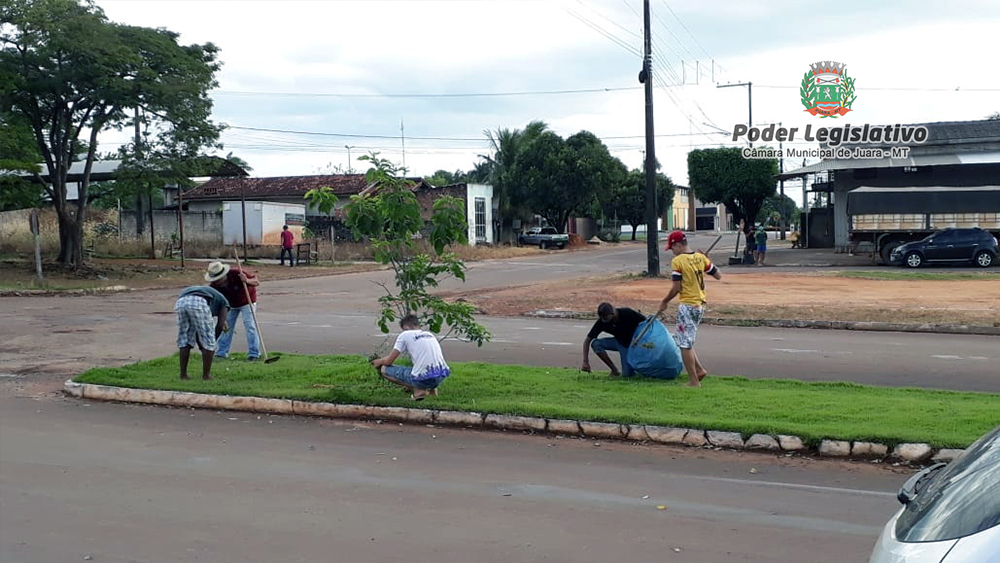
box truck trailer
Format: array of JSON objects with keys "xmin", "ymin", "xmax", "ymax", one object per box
[{"xmin": 847, "ymin": 186, "xmax": 1000, "ymax": 264}]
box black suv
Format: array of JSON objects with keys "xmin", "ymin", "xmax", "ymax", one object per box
[{"xmin": 890, "ymin": 228, "xmax": 998, "ymax": 268}]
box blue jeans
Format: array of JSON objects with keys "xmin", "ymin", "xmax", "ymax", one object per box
[
  {"xmin": 216, "ymin": 304, "xmax": 260, "ymax": 359},
  {"xmin": 383, "ymin": 365, "xmax": 447, "ymax": 390},
  {"xmin": 279, "ymin": 248, "xmax": 294, "ymax": 266},
  {"xmin": 591, "ymin": 337, "xmax": 634, "ymax": 377}
]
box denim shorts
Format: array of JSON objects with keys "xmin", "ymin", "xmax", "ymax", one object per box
[{"xmin": 383, "ymin": 365, "xmax": 446, "ymax": 390}]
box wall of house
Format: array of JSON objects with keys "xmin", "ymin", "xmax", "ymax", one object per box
[
  {"xmin": 671, "ymin": 189, "xmax": 691, "ymax": 230},
  {"xmin": 465, "ymin": 184, "xmax": 494, "ymax": 245},
  {"xmin": 119, "ymin": 210, "xmax": 223, "ymax": 243},
  {"xmin": 184, "ymin": 197, "xmax": 348, "ymax": 217},
  {"xmin": 832, "ymin": 162, "xmax": 1000, "ymax": 248}
]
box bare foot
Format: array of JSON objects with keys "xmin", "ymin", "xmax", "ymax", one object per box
[
  {"xmin": 202, "ymin": 374, "xmax": 212, "ymax": 380},
  {"xmin": 686, "ymin": 381, "xmax": 702, "ymax": 387},
  {"xmin": 180, "ymin": 375, "xmax": 190, "ymax": 380},
  {"xmin": 412, "ymin": 390, "xmax": 429, "ymax": 401},
  {"xmin": 609, "ymin": 371, "xmax": 622, "ymax": 379},
  {"xmin": 430, "ymin": 388, "xmax": 439, "ymax": 396},
  {"xmin": 697, "ymin": 371, "xmax": 708, "ymax": 381}
]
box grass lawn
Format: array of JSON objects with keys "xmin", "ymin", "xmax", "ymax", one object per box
[
  {"xmin": 75, "ymin": 354, "xmax": 1000, "ymax": 449},
  {"xmin": 831, "ymin": 270, "xmax": 1000, "ymax": 281}
]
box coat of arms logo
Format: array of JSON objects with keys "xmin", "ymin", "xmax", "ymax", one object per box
[{"xmin": 801, "ymin": 61, "xmax": 856, "ymax": 118}]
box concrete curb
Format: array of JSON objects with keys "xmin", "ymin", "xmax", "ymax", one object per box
[
  {"xmin": 525, "ymin": 310, "xmax": 1000, "ymax": 336},
  {"xmin": 0, "ymin": 285, "xmax": 132, "ymax": 297},
  {"xmin": 64, "ymin": 379, "xmax": 964, "ymax": 464}
]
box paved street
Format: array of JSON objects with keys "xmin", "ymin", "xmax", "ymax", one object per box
[{"xmin": 0, "ymin": 390, "xmax": 906, "ymax": 563}]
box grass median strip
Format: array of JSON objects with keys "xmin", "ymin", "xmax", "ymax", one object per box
[{"xmin": 75, "ymin": 354, "xmax": 1000, "ymax": 449}]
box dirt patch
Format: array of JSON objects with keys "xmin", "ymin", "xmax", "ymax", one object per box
[{"xmin": 443, "ymin": 271, "xmax": 1000, "ymax": 327}]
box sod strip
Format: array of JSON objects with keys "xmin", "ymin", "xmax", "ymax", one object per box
[{"xmin": 75, "ymin": 354, "xmax": 1000, "ymax": 449}]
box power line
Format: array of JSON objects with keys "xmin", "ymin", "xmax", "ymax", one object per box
[
  {"xmin": 225, "ymin": 124, "xmax": 725, "ymax": 142},
  {"xmin": 660, "ymin": 0, "xmax": 714, "ymax": 65},
  {"xmin": 564, "ymin": 7, "xmax": 642, "ymax": 58},
  {"xmin": 574, "ymin": 0, "xmax": 641, "ymax": 42},
  {"xmin": 213, "ymin": 85, "xmax": 643, "ymax": 99},
  {"xmin": 753, "ymin": 85, "xmax": 1000, "ymax": 92}
]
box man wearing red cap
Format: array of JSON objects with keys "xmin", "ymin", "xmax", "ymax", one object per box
[{"xmin": 657, "ymin": 231, "xmax": 721, "ymax": 387}]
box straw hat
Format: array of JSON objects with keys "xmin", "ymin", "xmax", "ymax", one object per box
[{"xmin": 204, "ymin": 261, "xmax": 231, "ymax": 282}]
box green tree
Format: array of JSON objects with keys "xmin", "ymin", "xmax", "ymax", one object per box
[
  {"xmin": 604, "ymin": 168, "xmax": 674, "ymax": 240},
  {"xmin": 303, "ymin": 185, "xmax": 339, "ymax": 260},
  {"xmin": 344, "ymin": 152, "xmax": 490, "ymax": 346},
  {"xmin": 0, "ymin": 113, "xmax": 44, "ymax": 210},
  {"xmin": 687, "ymin": 147, "xmax": 778, "ymax": 228},
  {"xmin": 510, "ymin": 130, "xmax": 627, "ymax": 232},
  {"xmin": 757, "ymin": 193, "xmax": 798, "ymax": 228},
  {"xmin": 481, "ymin": 121, "xmax": 549, "ymax": 242},
  {"xmin": 1, "ymin": 0, "xmax": 222, "ymax": 267},
  {"xmin": 425, "ymin": 169, "xmax": 470, "ymax": 186}
]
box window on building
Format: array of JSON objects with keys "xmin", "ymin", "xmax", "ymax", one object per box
[{"xmin": 474, "ymin": 197, "xmax": 487, "ymax": 241}]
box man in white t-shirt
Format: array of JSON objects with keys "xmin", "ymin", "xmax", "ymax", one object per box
[{"xmin": 371, "ymin": 314, "xmax": 451, "ymax": 400}]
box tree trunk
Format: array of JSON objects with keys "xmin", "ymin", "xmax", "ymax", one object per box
[
  {"xmin": 56, "ymin": 209, "xmax": 84, "ymax": 267},
  {"xmin": 631, "ymin": 224, "xmax": 638, "ymax": 240}
]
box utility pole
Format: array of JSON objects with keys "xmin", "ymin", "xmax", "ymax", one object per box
[
  {"xmin": 779, "ymin": 121, "xmax": 786, "ymax": 240},
  {"xmin": 640, "ymin": 0, "xmax": 659, "ymax": 276},
  {"xmin": 345, "ymin": 145, "xmax": 355, "ymax": 174},
  {"xmin": 717, "ymin": 82, "xmax": 753, "ymax": 147}
]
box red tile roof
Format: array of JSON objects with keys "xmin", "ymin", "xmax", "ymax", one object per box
[{"xmin": 183, "ymin": 174, "xmax": 370, "ymax": 200}]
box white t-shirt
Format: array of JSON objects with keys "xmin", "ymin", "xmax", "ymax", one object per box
[{"xmin": 393, "ymin": 329, "xmax": 451, "ymax": 380}]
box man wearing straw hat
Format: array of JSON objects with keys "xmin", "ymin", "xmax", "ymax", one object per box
[
  {"xmin": 173, "ymin": 264, "xmax": 231, "ymax": 380},
  {"xmin": 208, "ymin": 260, "xmax": 261, "ymax": 361}
]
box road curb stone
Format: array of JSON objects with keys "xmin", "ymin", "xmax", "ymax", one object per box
[{"xmin": 64, "ymin": 380, "xmax": 961, "ymax": 464}]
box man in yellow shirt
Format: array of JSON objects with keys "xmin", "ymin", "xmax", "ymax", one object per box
[{"xmin": 657, "ymin": 231, "xmax": 722, "ymax": 387}]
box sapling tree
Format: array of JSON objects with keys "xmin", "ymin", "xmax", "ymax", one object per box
[{"xmin": 344, "ymin": 152, "xmax": 491, "ymax": 346}]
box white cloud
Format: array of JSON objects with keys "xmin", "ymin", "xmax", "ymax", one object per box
[{"xmin": 90, "ymin": 0, "xmax": 1000, "ymax": 200}]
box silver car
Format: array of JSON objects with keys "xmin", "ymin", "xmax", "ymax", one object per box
[{"xmin": 869, "ymin": 425, "xmax": 1000, "ymax": 562}]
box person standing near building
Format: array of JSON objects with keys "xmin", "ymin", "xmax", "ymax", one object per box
[
  {"xmin": 280, "ymin": 225, "xmax": 295, "ymax": 267},
  {"xmin": 754, "ymin": 224, "xmax": 768, "ymax": 266}
]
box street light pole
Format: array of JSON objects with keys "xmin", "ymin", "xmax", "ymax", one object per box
[
  {"xmin": 345, "ymin": 145, "xmax": 355, "ymax": 174},
  {"xmin": 717, "ymin": 82, "xmax": 753, "ymax": 147}
]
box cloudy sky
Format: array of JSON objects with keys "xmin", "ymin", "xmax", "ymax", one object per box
[{"xmin": 94, "ymin": 0, "xmax": 1000, "ymax": 205}]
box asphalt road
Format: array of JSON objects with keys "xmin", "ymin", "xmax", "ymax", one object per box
[{"xmin": 0, "ymin": 390, "xmax": 907, "ymax": 563}]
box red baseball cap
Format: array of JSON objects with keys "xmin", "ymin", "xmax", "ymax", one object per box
[{"xmin": 665, "ymin": 230, "xmax": 686, "ymax": 249}]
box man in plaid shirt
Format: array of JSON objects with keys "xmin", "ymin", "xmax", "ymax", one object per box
[{"xmin": 174, "ymin": 265, "xmax": 231, "ymax": 379}]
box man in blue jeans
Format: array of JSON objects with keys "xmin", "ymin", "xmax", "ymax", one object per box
[
  {"xmin": 581, "ymin": 302, "xmax": 646, "ymax": 378},
  {"xmin": 371, "ymin": 314, "xmax": 451, "ymax": 400},
  {"xmin": 206, "ymin": 260, "xmax": 261, "ymax": 361}
]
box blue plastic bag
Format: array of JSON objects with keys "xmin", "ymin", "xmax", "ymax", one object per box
[{"xmin": 626, "ymin": 317, "xmax": 683, "ymax": 379}]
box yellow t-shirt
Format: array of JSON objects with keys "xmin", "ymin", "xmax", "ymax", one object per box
[{"xmin": 670, "ymin": 252, "xmax": 717, "ymax": 305}]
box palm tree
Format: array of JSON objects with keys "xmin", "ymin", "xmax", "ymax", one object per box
[{"xmin": 480, "ymin": 120, "xmax": 548, "ymax": 243}]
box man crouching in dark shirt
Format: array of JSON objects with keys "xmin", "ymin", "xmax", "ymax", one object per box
[{"xmin": 581, "ymin": 302, "xmax": 645, "ymax": 378}]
